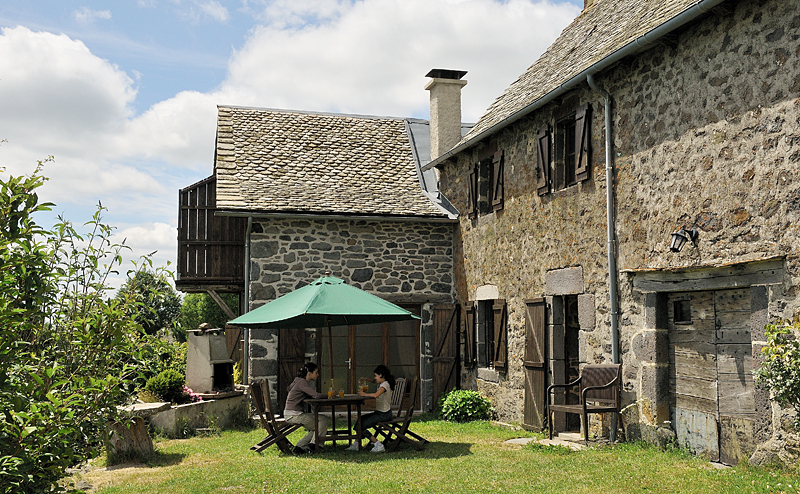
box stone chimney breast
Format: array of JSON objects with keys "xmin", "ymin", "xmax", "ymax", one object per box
[{"xmin": 425, "ymin": 69, "xmax": 467, "ymax": 160}]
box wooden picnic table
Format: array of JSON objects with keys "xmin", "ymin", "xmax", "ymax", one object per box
[{"xmin": 305, "ymin": 394, "xmax": 367, "ymax": 452}]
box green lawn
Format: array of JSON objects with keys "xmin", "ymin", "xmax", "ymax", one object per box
[{"xmin": 75, "ymin": 416, "xmax": 799, "ymax": 493}]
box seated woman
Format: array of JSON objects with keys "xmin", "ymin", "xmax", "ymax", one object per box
[
  {"xmin": 347, "ymin": 364, "xmax": 395, "ymax": 453},
  {"xmin": 283, "ymin": 362, "xmax": 328, "ymax": 455}
]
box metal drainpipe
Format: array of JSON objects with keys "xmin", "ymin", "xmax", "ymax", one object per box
[
  {"xmin": 243, "ymin": 216, "xmax": 252, "ymax": 385},
  {"xmin": 587, "ymin": 73, "xmax": 619, "ymax": 441}
]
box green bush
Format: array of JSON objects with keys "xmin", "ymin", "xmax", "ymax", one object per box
[
  {"xmin": 755, "ymin": 316, "xmax": 800, "ymax": 430},
  {"xmin": 0, "ymin": 166, "xmax": 179, "ymax": 492},
  {"xmin": 145, "ymin": 369, "xmax": 187, "ymax": 404},
  {"xmin": 439, "ymin": 389, "xmax": 494, "ymax": 422}
]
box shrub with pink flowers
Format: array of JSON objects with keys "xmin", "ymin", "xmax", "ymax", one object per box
[{"xmin": 183, "ymin": 386, "xmax": 203, "ymax": 403}]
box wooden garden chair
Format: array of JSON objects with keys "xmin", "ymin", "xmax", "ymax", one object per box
[
  {"xmin": 374, "ymin": 377, "xmax": 429, "ymax": 452},
  {"xmin": 250, "ymin": 378, "xmax": 301, "ymax": 454},
  {"xmin": 546, "ymin": 363, "xmax": 622, "ymax": 445},
  {"xmin": 389, "ymin": 377, "xmax": 407, "ymax": 415}
]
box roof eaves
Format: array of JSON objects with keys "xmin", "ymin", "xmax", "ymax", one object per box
[
  {"xmin": 214, "ymin": 209, "xmax": 458, "ymax": 223},
  {"xmin": 421, "ymin": 0, "xmax": 727, "ymax": 172}
]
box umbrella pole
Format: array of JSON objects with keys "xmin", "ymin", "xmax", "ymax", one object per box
[{"xmin": 327, "ymin": 316, "xmax": 334, "ymax": 385}]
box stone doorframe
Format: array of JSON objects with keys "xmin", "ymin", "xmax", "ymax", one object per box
[
  {"xmin": 630, "ymin": 258, "xmax": 784, "ymax": 446},
  {"xmin": 544, "ymin": 266, "xmax": 596, "ymax": 433}
]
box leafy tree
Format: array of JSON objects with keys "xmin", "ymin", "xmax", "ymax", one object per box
[
  {"xmin": 755, "ymin": 315, "xmax": 800, "ymax": 430},
  {"xmin": 116, "ymin": 270, "xmax": 182, "ymax": 336},
  {"xmin": 179, "ymin": 292, "xmax": 239, "ymax": 333},
  {"xmin": 0, "ymin": 165, "xmax": 175, "ymax": 493}
]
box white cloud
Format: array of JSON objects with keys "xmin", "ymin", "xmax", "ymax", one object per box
[
  {"xmin": 105, "ymin": 222, "xmax": 178, "ymax": 289},
  {"xmin": 0, "ymin": 0, "xmax": 580, "ymax": 280},
  {"xmin": 73, "ymin": 7, "xmax": 113, "ymax": 24},
  {"xmin": 197, "ymin": 1, "xmax": 230, "ymax": 22},
  {"xmin": 0, "ymin": 27, "xmax": 135, "ymax": 151},
  {"xmin": 177, "ymin": 0, "xmax": 230, "ymax": 23},
  {"xmin": 223, "ymin": 0, "xmax": 579, "ymax": 121}
]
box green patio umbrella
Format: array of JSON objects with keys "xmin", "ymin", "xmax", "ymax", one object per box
[{"xmin": 229, "ymin": 275, "xmax": 420, "ymax": 380}]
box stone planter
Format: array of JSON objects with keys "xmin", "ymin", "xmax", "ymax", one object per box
[{"xmin": 149, "ymin": 392, "xmax": 248, "ymax": 438}]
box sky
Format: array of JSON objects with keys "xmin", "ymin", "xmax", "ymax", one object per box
[{"xmin": 0, "ymin": 0, "xmax": 583, "ymax": 289}]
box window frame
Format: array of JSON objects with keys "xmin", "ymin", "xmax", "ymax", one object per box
[{"xmin": 536, "ymin": 102, "xmax": 591, "ymax": 195}]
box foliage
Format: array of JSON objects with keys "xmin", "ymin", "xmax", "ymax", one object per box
[
  {"xmin": 145, "ymin": 369, "xmax": 187, "ymax": 404},
  {"xmin": 439, "ymin": 389, "xmax": 494, "ymax": 422},
  {"xmin": 179, "ymin": 293, "xmax": 239, "ymax": 336},
  {"xmin": 0, "ymin": 166, "xmax": 176, "ymax": 493},
  {"xmin": 116, "ymin": 270, "xmax": 182, "ymax": 336},
  {"xmin": 755, "ymin": 315, "xmax": 800, "ymax": 430},
  {"xmin": 127, "ymin": 337, "xmax": 186, "ymax": 395},
  {"xmin": 69, "ymin": 419, "xmax": 800, "ymax": 494}
]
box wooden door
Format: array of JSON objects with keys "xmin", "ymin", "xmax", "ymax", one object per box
[
  {"xmin": 316, "ymin": 308, "xmax": 421, "ymax": 407},
  {"xmin": 523, "ymin": 298, "xmax": 547, "ymax": 431},
  {"xmin": 433, "ymin": 304, "xmax": 459, "ymax": 406},
  {"xmin": 668, "ymin": 288, "xmax": 755, "ymax": 465},
  {"xmin": 715, "ymin": 289, "xmax": 756, "ymax": 465},
  {"xmin": 278, "ymin": 327, "xmax": 306, "ymax": 411}
]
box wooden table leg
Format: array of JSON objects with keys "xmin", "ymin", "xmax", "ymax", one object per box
[
  {"xmin": 355, "ymin": 401, "xmax": 362, "ymax": 450},
  {"xmin": 330, "ymin": 403, "xmax": 337, "ymax": 447},
  {"xmin": 313, "ymin": 406, "xmax": 320, "ymax": 453}
]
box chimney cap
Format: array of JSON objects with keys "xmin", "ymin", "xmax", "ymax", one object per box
[{"xmin": 426, "ymin": 69, "xmax": 467, "ymax": 80}]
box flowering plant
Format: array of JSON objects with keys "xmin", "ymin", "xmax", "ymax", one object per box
[{"xmin": 183, "ymin": 386, "xmax": 203, "ymax": 403}]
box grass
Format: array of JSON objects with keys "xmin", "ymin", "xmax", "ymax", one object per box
[{"xmin": 72, "ymin": 415, "xmax": 800, "ymax": 494}]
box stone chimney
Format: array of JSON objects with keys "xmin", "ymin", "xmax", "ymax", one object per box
[{"xmin": 425, "ymin": 69, "xmax": 467, "ymax": 160}]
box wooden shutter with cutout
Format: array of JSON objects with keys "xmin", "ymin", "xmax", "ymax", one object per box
[
  {"xmin": 536, "ymin": 126, "xmax": 550, "ymax": 196},
  {"xmin": 491, "ymin": 150, "xmax": 504, "ymax": 212},
  {"xmin": 278, "ymin": 328, "xmax": 306, "ymax": 411},
  {"xmin": 575, "ymin": 103, "xmax": 591, "ymax": 182},
  {"xmin": 464, "ymin": 302, "xmax": 476, "ymax": 368},
  {"xmin": 523, "ymin": 298, "xmax": 547, "ymax": 430},
  {"xmin": 492, "ymin": 299, "xmax": 508, "ymax": 372},
  {"xmin": 433, "ymin": 304, "xmax": 460, "ymax": 406},
  {"xmin": 467, "ymin": 164, "xmax": 478, "ymax": 219}
]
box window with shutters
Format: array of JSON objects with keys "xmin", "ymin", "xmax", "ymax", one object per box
[
  {"xmin": 467, "ymin": 150, "xmax": 504, "ymax": 218},
  {"xmin": 471, "ymin": 298, "xmax": 507, "ymax": 372},
  {"xmin": 536, "ymin": 103, "xmax": 591, "ymax": 195}
]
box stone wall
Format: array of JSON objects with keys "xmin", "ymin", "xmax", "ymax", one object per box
[
  {"xmin": 245, "ymin": 216, "xmax": 455, "ymax": 410},
  {"xmin": 439, "ymin": 0, "xmax": 800, "ymax": 456}
]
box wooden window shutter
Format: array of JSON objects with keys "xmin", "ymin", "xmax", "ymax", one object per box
[
  {"xmin": 575, "ymin": 103, "xmax": 591, "ymax": 182},
  {"xmin": 492, "ymin": 299, "xmax": 508, "ymax": 372},
  {"xmin": 536, "ymin": 126, "xmax": 550, "ymax": 196},
  {"xmin": 463, "ymin": 302, "xmax": 476, "ymax": 368},
  {"xmin": 490, "ymin": 150, "xmax": 504, "ymax": 212},
  {"xmin": 467, "ymin": 164, "xmax": 478, "ymax": 219}
]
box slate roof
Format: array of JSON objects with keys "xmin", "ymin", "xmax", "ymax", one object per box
[
  {"xmin": 458, "ymin": 0, "xmax": 711, "ymax": 148},
  {"xmin": 214, "ymin": 106, "xmax": 451, "ymax": 218}
]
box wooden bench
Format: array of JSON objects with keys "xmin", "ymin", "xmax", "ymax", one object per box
[{"xmin": 546, "ymin": 363, "xmax": 621, "ymax": 445}]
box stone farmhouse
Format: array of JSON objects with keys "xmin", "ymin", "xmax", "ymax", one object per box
[
  {"xmin": 425, "ymin": 0, "xmax": 800, "ymax": 466},
  {"xmin": 176, "ymin": 88, "xmax": 471, "ymax": 412}
]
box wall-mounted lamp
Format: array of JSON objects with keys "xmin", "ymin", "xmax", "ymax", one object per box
[{"xmin": 670, "ymin": 227, "xmax": 699, "ymax": 252}]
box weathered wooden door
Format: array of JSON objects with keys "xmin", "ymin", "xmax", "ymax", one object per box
[
  {"xmin": 523, "ymin": 298, "xmax": 547, "ymax": 430},
  {"xmin": 668, "ymin": 288, "xmax": 755, "ymax": 465},
  {"xmin": 433, "ymin": 304, "xmax": 460, "ymax": 406},
  {"xmin": 278, "ymin": 327, "xmax": 306, "ymax": 411}
]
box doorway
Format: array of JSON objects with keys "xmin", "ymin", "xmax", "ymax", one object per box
[
  {"xmin": 317, "ymin": 305, "xmax": 420, "ymax": 398},
  {"xmin": 668, "ymin": 288, "xmax": 755, "ymax": 465}
]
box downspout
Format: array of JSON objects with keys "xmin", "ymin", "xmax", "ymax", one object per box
[
  {"xmin": 243, "ymin": 216, "xmax": 252, "ymax": 385},
  {"xmin": 587, "ymin": 73, "xmax": 619, "ymax": 441}
]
